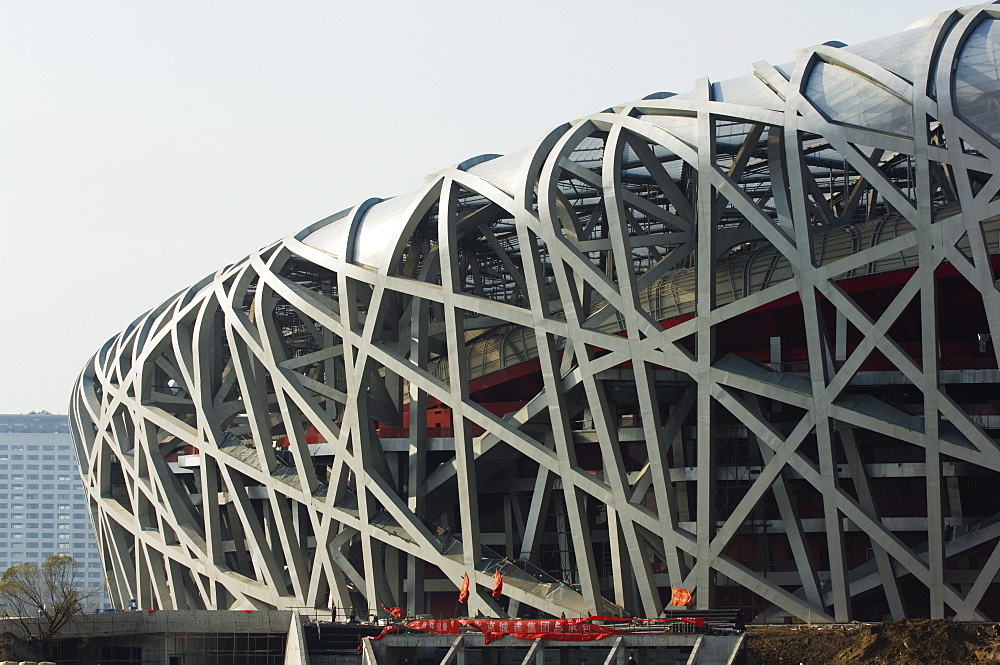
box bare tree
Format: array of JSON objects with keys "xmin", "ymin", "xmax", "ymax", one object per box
[{"xmin": 0, "ymin": 555, "xmax": 91, "ymax": 659}]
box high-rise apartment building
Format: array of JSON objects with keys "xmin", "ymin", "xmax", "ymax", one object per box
[{"xmin": 0, "ymin": 412, "xmax": 105, "ymax": 608}]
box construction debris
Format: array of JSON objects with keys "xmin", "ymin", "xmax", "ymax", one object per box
[{"xmin": 745, "ymin": 619, "xmax": 1000, "ymax": 665}]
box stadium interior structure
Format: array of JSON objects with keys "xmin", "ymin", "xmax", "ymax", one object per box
[{"xmin": 72, "ymin": 4, "xmax": 1000, "ymax": 624}]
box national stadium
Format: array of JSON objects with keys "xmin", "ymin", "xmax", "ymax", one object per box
[{"xmin": 71, "ymin": 3, "xmax": 1000, "ymax": 624}]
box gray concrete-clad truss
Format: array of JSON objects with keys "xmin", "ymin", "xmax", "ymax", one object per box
[{"xmin": 71, "ymin": 5, "xmax": 1000, "ymax": 623}]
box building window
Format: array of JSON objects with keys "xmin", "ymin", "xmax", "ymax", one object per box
[{"xmin": 56, "ymin": 544, "xmax": 69, "ymax": 549}]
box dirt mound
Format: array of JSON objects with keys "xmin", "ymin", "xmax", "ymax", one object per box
[
  {"xmin": 0, "ymin": 632, "xmax": 38, "ymax": 662},
  {"xmin": 745, "ymin": 619, "xmax": 1000, "ymax": 665}
]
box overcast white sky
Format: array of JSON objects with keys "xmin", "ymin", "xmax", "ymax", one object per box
[{"xmin": 2, "ymin": 1, "xmax": 956, "ymax": 414}]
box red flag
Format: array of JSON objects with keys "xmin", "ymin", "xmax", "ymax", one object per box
[
  {"xmin": 492, "ymin": 568, "xmax": 503, "ymax": 599},
  {"xmin": 457, "ymin": 573, "xmax": 470, "ymax": 604},
  {"xmin": 380, "ymin": 603, "xmax": 404, "ymax": 619},
  {"xmin": 670, "ymin": 586, "xmax": 692, "ymax": 606}
]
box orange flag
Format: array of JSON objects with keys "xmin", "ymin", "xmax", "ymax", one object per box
[
  {"xmin": 458, "ymin": 573, "xmax": 470, "ymax": 604},
  {"xmin": 670, "ymin": 586, "xmax": 692, "ymax": 606},
  {"xmin": 492, "ymin": 568, "xmax": 504, "ymax": 599}
]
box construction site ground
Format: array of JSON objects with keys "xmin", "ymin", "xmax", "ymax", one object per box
[{"xmin": 744, "ymin": 619, "xmax": 1000, "ymax": 664}]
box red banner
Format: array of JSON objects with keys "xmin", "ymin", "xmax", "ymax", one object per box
[
  {"xmin": 587, "ymin": 615, "xmax": 705, "ymax": 627},
  {"xmin": 462, "ymin": 618, "xmax": 621, "ymax": 644},
  {"xmin": 368, "ymin": 616, "xmax": 705, "ymax": 643},
  {"xmin": 371, "ymin": 619, "xmax": 461, "ymax": 641},
  {"xmin": 408, "ymin": 619, "xmax": 462, "ymax": 634}
]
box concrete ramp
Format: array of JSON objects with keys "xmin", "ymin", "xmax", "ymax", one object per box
[
  {"xmin": 284, "ymin": 611, "xmax": 310, "ymax": 665},
  {"xmin": 689, "ymin": 634, "xmax": 744, "ymax": 665}
]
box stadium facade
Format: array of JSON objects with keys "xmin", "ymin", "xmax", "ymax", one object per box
[{"xmin": 71, "ymin": 5, "xmax": 1000, "ymax": 623}]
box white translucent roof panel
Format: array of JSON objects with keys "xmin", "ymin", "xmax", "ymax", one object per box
[
  {"xmin": 711, "ymin": 73, "xmax": 783, "ymax": 108},
  {"xmin": 352, "ymin": 192, "xmax": 421, "ymax": 268},
  {"xmin": 955, "ymin": 18, "xmax": 1000, "ymax": 144},
  {"xmin": 639, "ymin": 115, "xmax": 699, "ymax": 151},
  {"xmin": 300, "ymin": 214, "xmax": 350, "ymax": 258},
  {"xmin": 466, "ymin": 149, "xmax": 527, "ymax": 197},
  {"xmin": 804, "ymin": 61, "xmax": 913, "ymax": 136},
  {"xmin": 468, "ymin": 149, "xmax": 528, "ymax": 196},
  {"xmin": 843, "ymin": 28, "xmax": 928, "ymax": 83}
]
